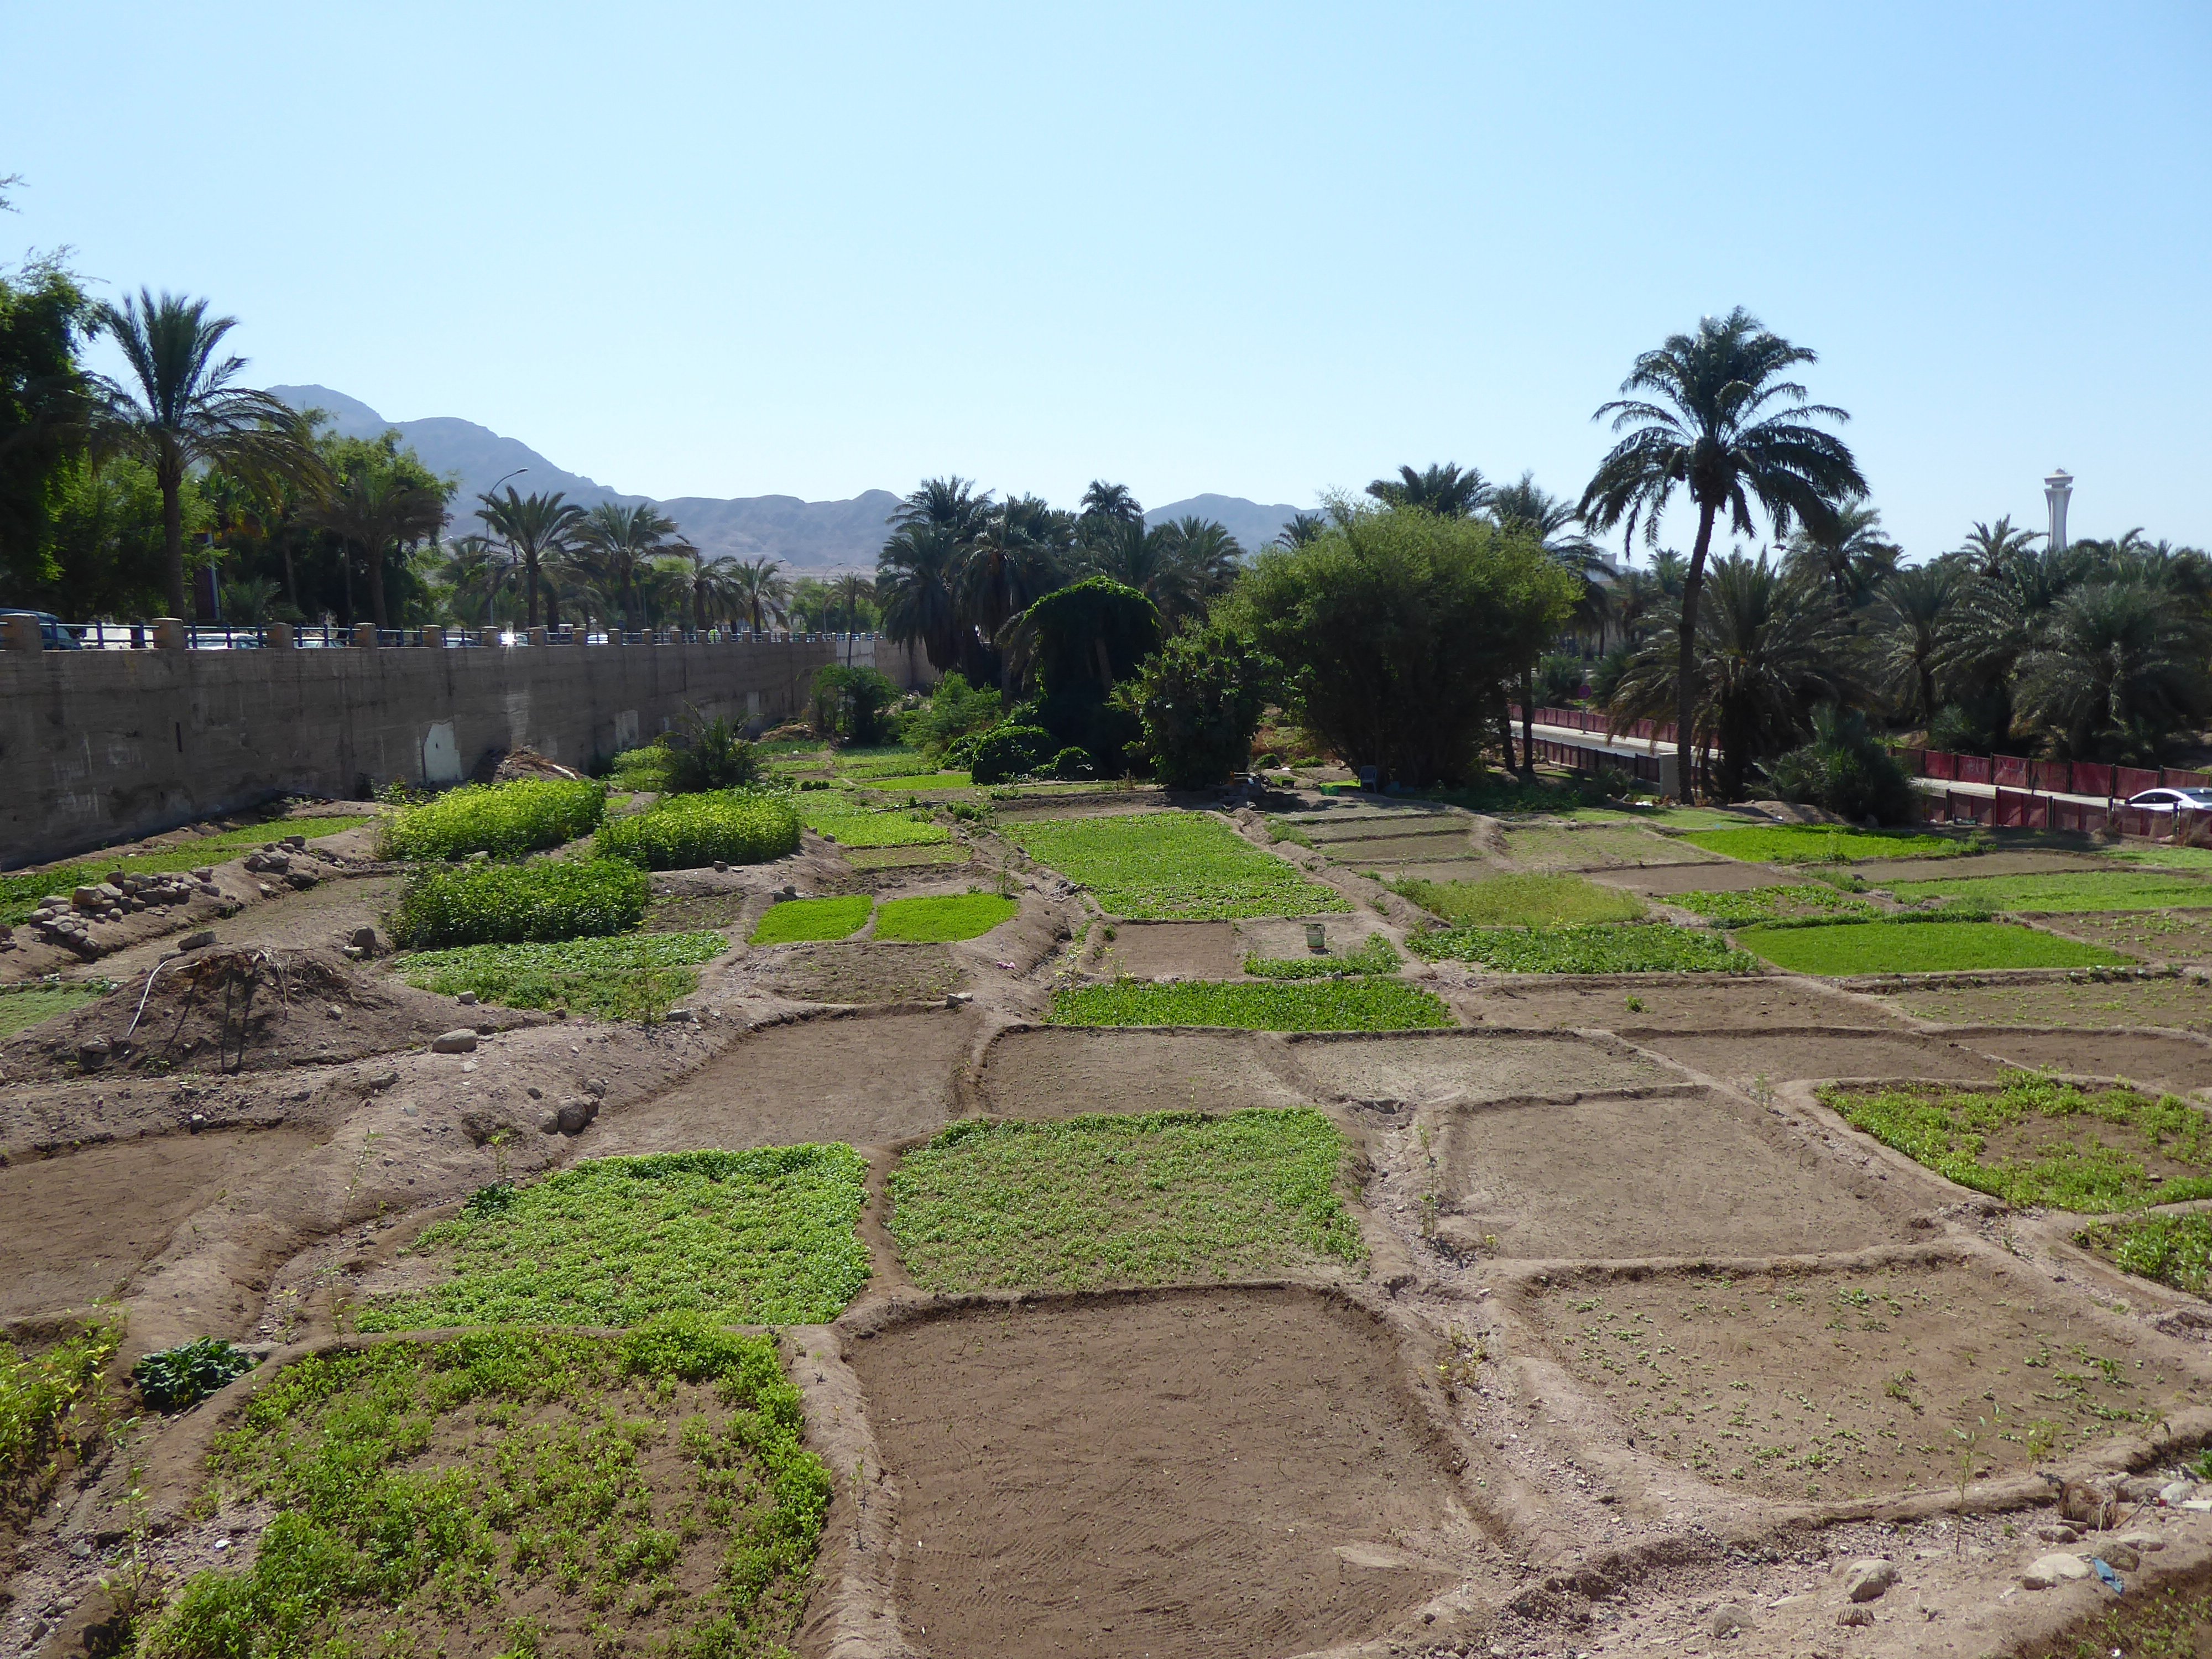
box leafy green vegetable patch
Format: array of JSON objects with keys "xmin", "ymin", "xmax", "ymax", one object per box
[
  {"xmin": 796, "ymin": 795, "xmax": 952, "ymax": 848},
  {"xmin": 1409, "ymin": 922, "xmax": 1756, "ymax": 974},
  {"xmin": 1679, "ymin": 825, "xmax": 1961, "ymax": 864},
  {"xmin": 1668, "ymin": 884, "xmax": 1884, "ymax": 927},
  {"xmin": 396, "ymin": 931, "xmax": 726, "ymax": 1019},
  {"xmin": 1006, "ymin": 811, "xmax": 1345, "ymax": 919},
  {"xmin": 2077, "ymin": 1211, "xmax": 2212, "ymax": 1299},
  {"xmin": 872, "ymin": 893, "xmax": 1018, "ymax": 942},
  {"xmin": 383, "ymin": 780, "xmax": 607, "ymax": 861},
  {"xmin": 749, "ymin": 896, "xmax": 872, "ymax": 945},
  {"xmin": 1882, "ymin": 869, "xmax": 2212, "ymax": 915},
  {"xmin": 1243, "ymin": 933, "xmax": 1402, "ymax": 978},
  {"xmin": 889, "ymin": 1109, "xmax": 1366, "ymax": 1291},
  {"xmin": 1737, "ymin": 919, "xmax": 2130, "ymax": 975},
  {"xmin": 391, "ymin": 858, "xmax": 649, "ymax": 947},
  {"xmin": 597, "ymin": 789, "xmax": 801, "ymax": 869},
  {"xmin": 1390, "ymin": 872, "xmax": 1645, "ymax": 927},
  {"xmin": 1051, "ymin": 978, "xmax": 1450, "ymax": 1030}
]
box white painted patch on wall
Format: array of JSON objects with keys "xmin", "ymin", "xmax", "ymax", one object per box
[
  {"xmin": 745, "ymin": 691, "xmax": 761, "ymax": 719},
  {"xmin": 614, "ymin": 709, "xmax": 639, "ymax": 750},
  {"xmin": 421, "ymin": 721, "xmax": 463, "ymax": 785}
]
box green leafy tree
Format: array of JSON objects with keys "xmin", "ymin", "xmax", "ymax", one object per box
[
  {"xmin": 1128, "ymin": 623, "xmax": 1280, "ymax": 788},
  {"xmin": 1959, "ymin": 515, "xmax": 2042, "ymax": 577},
  {"xmin": 34, "ymin": 452, "xmax": 195, "ymax": 617},
  {"xmin": 1227, "ymin": 505, "xmax": 1576, "ymax": 786},
  {"xmin": 2013, "ymin": 576, "xmax": 2211, "ymax": 762},
  {"xmin": 88, "ymin": 290, "xmax": 320, "ymax": 618},
  {"xmin": 811, "ymin": 664, "xmax": 900, "ymax": 745},
  {"xmin": 877, "ymin": 521, "xmax": 965, "ymax": 670},
  {"xmin": 1784, "ymin": 501, "xmax": 1901, "ymax": 611},
  {"xmin": 475, "ymin": 487, "xmax": 583, "ymax": 629},
  {"xmin": 1001, "ymin": 576, "xmax": 1162, "ymax": 769},
  {"xmin": 305, "ymin": 438, "xmax": 450, "ymax": 629},
  {"xmin": 1579, "ymin": 307, "xmax": 1866, "ymax": 799},
  {"xmin": 0, "ymin": 253, "xmax": 93, "ymax": 598},
  {"xmin": 1760, "ymin": 702, "xmax": 1916, "ymax": 823}
]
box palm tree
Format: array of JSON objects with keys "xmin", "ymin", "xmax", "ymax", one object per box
[
  {"xmin": 1489, "ymin": 472, "xmax": 1605, "ymax": 760},
  {"xmin": 573, "ymin": 502, "xmax": 678, "ymax": 631},
  {"xmin": 1867, "ymin": 561, "xmax": 1960, "ymax": 728},
  {"xmin": 729, "ymin": 556, "xmax": 790, "ymax": 634},
  {"xmin": 1959, "ymin": 516, "xmax": 2042, "ymax": 577},
  {"xmin": 835, "ymin": 570, "xmax": 873, "ymax": 662},
  {"xmin": 441, "ymin": 534, "xmax": 518, "ymax": 627},
  {"xmin": 1366, "ymin": 463, "xmax": 1490, "ymax": 518},
  {"xmin": 1076, "ymin": 517, "xmax": 1203, "ymax": 626},
  {"xmin": 476, "ymin": 488, "xmax": 584, "ymax": 629},
  {"xmin": 1785, "ymin": 502, "xmax": 1901, "ymax": 611},
  {"xmin": 961, "ymin": 493, "xmax": 1071, "ymax": 645},
  {"xmin": 1078, "ymin": 480, "xmax": 1144, "ymax": 524},
  {"xmin": 306, "ymin": 465, "xmax": 448, "ymax": 630},
  {"xmin": 1579, "ymin": 307, "xmax": 1866, "ymax": 799},
  {"xmin": 88, "ymin": 290, "xmax": 319, "ymax": 618},
  {"xmin": 1274, "ymin": 511, "xmax": 1327, "ymax": 551},
  {"xmin": 894, "ymin": 475, "xmax": 995, "ymax": 541},
  {"xmin": 2013, "ymin": 577, "xmax": 2211, "ymax": 762},
  {"xmin": 877, "ymin": 522, "xmax": 965, "ymax": 670},
  {"xmin": 1605, "ymin": 554, "xmax": 1861, "ymax": 801}
]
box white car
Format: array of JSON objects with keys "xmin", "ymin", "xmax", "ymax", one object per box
[{"xmin": 2124, "ymin": 786, "xmax": 2212, "ymax": 813}]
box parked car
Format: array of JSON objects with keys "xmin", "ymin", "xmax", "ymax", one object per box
[
  {"xmin": 0, "ymin": 609, "xmax": 83, "ymax": 649},
  {"xmin": 2124, "ymin": 786, "xmax": 2212, "ymax": 813}
]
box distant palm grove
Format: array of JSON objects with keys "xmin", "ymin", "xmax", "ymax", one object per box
[{"xmin": 3, "ymin": 221, "xmax": 2206, "ymax": 802}]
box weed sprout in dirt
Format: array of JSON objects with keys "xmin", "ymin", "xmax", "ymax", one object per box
[{"xmin": 1006, "ymin": 811, "xmax": 1345, "ymax": 919}]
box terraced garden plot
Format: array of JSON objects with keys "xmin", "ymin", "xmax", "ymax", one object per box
[
  {"xmin": 1626, "ymin": 1029, "xmax": 2002, "ymax": 1087},
  {"xmin": 978, "ymin": 1028, "xmax": 1314, "ymax": 1119},
  {"xmin": 1411, "ymin": 922, "xmax": 1756, "ymax": 974},
  {"xmin": 847, "ymin": 843, "xmax": 971, "ymax": 871},
  {"xmin": 1286, "ymin": 1031, "xmax": 1668, "ymax": 1104},
  {"xmin": 1006, "ymin": 811, "xmax": 1345, "ymax": 919},
  {"xmin": 1051, "ymin": 979, "xmax": 1451, "ymax": 1031},
  {"xmin": 1882, "ymin": 869, "xmax": 2212, "ymax": 913},
  {"xmin": 1392, "ymin": 872, "xmax": 1645, "ymax": 927},
  {"xmin": 1098, "ymin": 920, "xmax": 1245, "ymax": 980},
  {"xmin": 593, "ymin": 1012, "xmax": 969, "ymax": 1153},
  {"xmin": 1521, "ymin": 1259, "xmax": 2198, "ymax": 1501},
  {"xmin": 1959, "ymin": 1029, "xmax": 2212, "ymax": 1097},
  {"xmin": 1880, "ymin": 974, "xmax": 2212, "ymax": 1033},
  {"xmin": 1819, "ymin": 1073, "xmax": 2212, "ymax": 1211},
  {"xmin": 2015, "ymin": 909, "xmax": 2212, "ymax": 964},
  {"xmin": 854, "ymin": 770, "xmax": 972, "ymax": 791},
  {"xmin": 395, "ymin": 931, "xmax": 727, "ymax": 1019},
  {"xmin": 1498, "ymin": 825, "xmax": 1717, "ymax": 870},
  {"xmin": 749, "ymin": 894, "xmax": 871, "ymax": 943},
  {"xmin": 1461, "ymin": 977, "xmax": 1894, "ymax": 1031},
  {"xmin": 1434, "ymin": 1089, "xmax": 1908, "ymax": 1259},
  {"xmin": 1312, "ymin": 831, "xmax": 1480, "ymax": 865},
  {"xmin": 759, "ymin": 942, "xmax": 968, "ymax": 1006},
  {"xmin": 1667, "ymin": 884, "xmax": 1882, "ymax": 926},
  {"xmin": 796, "ymin": 795, "xmax": 952, "ymax": 848},
  {"xmin": 0, "ymin": 815, "xmax": 376, "ymax": 925},
  {"xmin": 888, "ymin": 1109, "xmax": 1364, "ymax": 1290},
  {"xmin": 0, "ymin": 1128, "xmax": 320, "ymax": 1318},
  {"xmin": 844, "ymin": 1289, "xmax": 1463, "ymax": 1659},
  {"xmin": 2110, "ymin": 844, "xmax": 2212, "ymax": 873},
  {"xmin": 874, "ymin": 891, "xmax": 1018, "ymax": 941},
  {"xmin": 359, "ymin": 1146, "xmax": 872, "ymax": 1329},
  {"xmin": 2075, "ymin": 1210, "xmax": 2212, "ymax": 1298},
  {"xmin": 1681, "ymin": 825, "xmax": 1963, "ymax": 864},
  {"xmin": 0, "ymin": 982, "xmax": 102, "ymax": 1038},
  {"xmin": 1738, "ymin": 919, "xmax": 2133, "ymax": 975},
  {"xmin": 1598, "ymin": 861, "xmax": 1791, "ymax": 895},
  {"xmin": 140, "ymin": 1325, "xmax": 827, "ymax": 1659}
]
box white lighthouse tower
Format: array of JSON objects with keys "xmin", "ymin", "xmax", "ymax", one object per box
[{"xmin": 2044, "ymin": 469, "xmax": 2073, "ymax": 555}]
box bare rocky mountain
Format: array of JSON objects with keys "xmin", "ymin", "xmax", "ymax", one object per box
[{"xmin": 271, "ymin": 385, "xmax": 1306, "ymax": 570}]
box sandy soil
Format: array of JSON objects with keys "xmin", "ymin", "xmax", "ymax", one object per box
[
  {"xmin": 1236, "ymin": 911, "xmax": 1397, "ymax": 960},
  {"xmin": 1866, "ymin": 851, "xmax": 2115, "ymax": 882},
  {"xmin": 755, "ymin": 942, "xmax": 969, "ymax": 1005},
  {"xmin": 1500, "ymin": 826, "xmax": 1722, "ymax": 871},
  {"xmin": 1882, "ymin": 974, "xmax": 2212, "ymax": 1032},
  {"xmin": 1459, "ymin": 977, "xmax": 1901, "ymax": 1031},
  {"xmin": 1588, "ymin": 862, "xmax": 1788, "ymax": 895},
  {"xmin": 1097, "ymin": 921, "xmax": 1244, "ymax": 980},
  {"xmin": 842, "ymin": 1288, "xmax": 1474, "ymax": 1659},
  {"xmin": 1955, "ymin": 1027, "xmax": 2212, "ymax": 1094},
  {"xmin": 589, "ymin": 1010, "xmax": 977, "ymax": 1154},
  {"xmin": 1284, "ymin": 1031, "xmax": 1672, "ymax": 1104},
  {"xmin": 1623, "ymin": 1028, "xmax": 2007, "ymax": 1084},
  {"xmin": 976, "ymin": 1028, "xmax": 1313, "ymax": 1118},
  {"xmin": 1314, "ymin": 831, "xmax": 1487, "ymax": 866},
  {"xmin": 1433, "ymin": 1090, "xmax": 1917, "ymax": 1260},
  {"xmin": 90, "ymin": 873, "xmax": 400, "ymax": 978},
  {"xmin": 2033, "ymin": 909, "xmax": 2212, "ymax": 963}
]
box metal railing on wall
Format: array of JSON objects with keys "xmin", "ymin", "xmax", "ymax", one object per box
[{"xmin": 26, "ymin": 621, "xmax": 891, "ymax": 651}]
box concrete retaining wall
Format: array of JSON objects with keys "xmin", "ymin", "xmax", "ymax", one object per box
[{"xmin": 0, "ymin": 637, "xmax": 936, "ymax": 868}]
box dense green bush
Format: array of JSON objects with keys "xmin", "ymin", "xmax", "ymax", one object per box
[
  {"xmin": 661, "ymin": 712, "xmax": 761, "ymax": 793},
  {"xmin": 812, "ymin": 665, "xmax": 901, "ymax": 745},
  {"xmin": 1129, "ymin": 623, "xmax": 1279, "ymax": 789},
  {"xmin": 1046, "ymin": 745, "xmax": 1095, "ymax": 780},
  {"xmin": 134, "ymin": 1338, "xmax": 257, "ymax": 1413},
  {"xmin": 382, "ymin": 779, "xmax": 608, "ymax": 860},
  {"xmin": 1759, "ymin": 704, "xmax": 1916, "ymax": 825},
  {"xmin": 969, "ymin": 724, "xmax": 1053, "ymax": 785},
  {"xmin": 905, "ymin": 671, "xmax": 1001, "ymax": 759},
  {"xmin": 596, "ymin": 789, "xmax": 801, "ymax": 870},
  {"xmin": 392, "ymin": 857, "xmax": 649, "ymax": 947}
]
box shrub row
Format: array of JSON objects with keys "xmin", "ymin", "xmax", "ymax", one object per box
[
  {"xmin": 596, "ymin": 789, "xmax": 801, "ymax": 870},
  {"xmin": 391, "ymin": 858, "xmax": 649, "ymax": 947},
  {"xmin": 382, "ymin": 779, "xmax": 608, "ymax": 861}
]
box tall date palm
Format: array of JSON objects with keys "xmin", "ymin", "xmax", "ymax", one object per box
[
  {"xmin": 1579, "ymin": 308, "xmax": 1865, "ymax": 798},
  {"xmin": 476, "ymin": 488, "xmax": 584, "ymax": 629},
  {"xmin": 575, "ymin": 501, "xmax": 678, "ymax": 632}
]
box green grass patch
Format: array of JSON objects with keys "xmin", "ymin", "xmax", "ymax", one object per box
[
  {"xmin": 0, "ymin": 817, "xmax": 373, "ymax": 926},
  {"xmin": 1243, "ymin": 933, "xmax": 1402, "ymax": 978},
  {"xmin": 383, "ymin": 780, "xmax": 607, "ymax": 861},
  {"xmin": 872, "ymin": 892, "xmax": 1018, "ymax": 942},
  {"xmin": 795, "ymin": 795, "xmax": 952, "ymax": 848},
  {"xmin": 1821, "ymin": 1073, "xmax": 2212, "ymax": 1211},
  {"xmin": 2077, "ymin": 1211, "xmax": 2212, "ymax": 1298},
  {"xmin": 749, "ymin": 896, "xmax": 872, "ymax": 945},
  {"xmin": 0, "ymin": 980, "xmax": 105, "ymax": 1037},
  {"xmin": 1669, "ymin": 883, "xmax": 1884, "ymax": 926},
  {"xmin": 396, "ymin": 931, "xmax": 726, "ymax": 1019},
  {"xmin": 1390, "ymin": 872, "xmax": 1645, "ymax": 927},
  {"xmin": 1050, "ymin": 978, "xmax": 1449, "ymax": 1030},
  {"xmin": 1006, "ymin": 811, "xmax": 1347, "ymax": 919},
  {"xmin": 361, "ymin": 1146, "xmax": 871, "ymax": 1331},
  {"xmin": 138, "ymin": 1322, "xmax": 825, "ymax": 1659},
  {"xmin": 1882, "ymin": 869, "xmax": 2212, "ymax": 914},
  {"xmin": 597, "ymin": 789, "xmax": 801, "ymax": 870},
  {"xmin": 390, "ymin": 857, "xmax": 648, "ymax": 947},
  {"xmin": 846, "ymin": 844, "xmax": 971, "ymax": 872},
  {"xmin": 888, "ymin": 1109, "xmax": 1366, "ymax": 1291},
  {"xmin": 2106, "ymin": 844, "xmax": 2212, "ymax": 873},
  {"xmin": 1408, "ymin": 922, "xmax": 1756, "ymax": 974},
  {"xmin": 1736, "ymin": 919, "xmax": 2131, "ymax": 975},
  {"xmin": 1680, "ymin": 824, "xmax": 1962, "ymax": 864},
  {"xmin": 830, "ymin": 745, "xmax": 926, "ymax": 776},
  {"xmin": 855, "ymin": 772, "xmax": 972, "ymax": 792}
]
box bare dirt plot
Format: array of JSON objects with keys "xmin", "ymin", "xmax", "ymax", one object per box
[
  {"xmin": 1461, "ymin": 978, "xmax": 1897, "ymax": 1032},
  {"xmin": 1315, "ymin": 832, "xmax": 1483, "ymax": 867},
  {"xmin": 1517, "ymin": 1257, "xmax": 2205, "ymax": 1503},
  {"xmin": 1098, "ymin": 921, "xmax": 1243, "ymax": 980},
  {"xmin": 977, "ymin": 1028, "xmax": 1313, "ymax": 1118},
  {"xmin": 1437, "ymin": 1090, "xmax": 1911, "ymax": 1260},
  {"xmin": 1236, "ymin": 912, "xmax": 1395, "ymax": 961},
  {"xmin": 1623, "ymin": 1029, "xmax": 2005, "ymax": 1084},
  {"xmin": 1954, "ymin": 1028, "xmax": 2212, "ymax": 1094},
  {"xmin": 1879, "ymin": 975, "xmax": 2212, "ymax": 1034},
  {"xmin": 590, "ymin": 1010, "xmax": 974, "ymax": 1153},
  {"xmin": 1499, "ymin": 826, "xmax": 1720, "ymax": 871},
  {"xmin": 90, "ymin": 874, "xmax": 401, "ymax": 979},
  {"xmin": 1869, "ymin": 852, "xmax": 2112, "ymax": 883},
  {"xmin": 757, "ymin": 942, "xmax": 968, "ymax": 1005},
  {"xmin": 0, "ymin": 1126, "xmax": 320, "ymax": 1317},
  {"xmin": 2032, "ymin": 909, "xmax": 2212, "ymax": 963},
  {"xmin": 1285, "ymin": 1031, "xmax": 1670, "ymax": 1104},
  {"xmin": 1378, "ymin": 859, "xmax": 1502, "ymax": 885},
  {"xmin": 845, "ymin": 1289, "xmax": 1467, "ymax": 1659},
  {"xmin": 1591, "ymin": 862, "xmax": 1786, "ymax": 895}
]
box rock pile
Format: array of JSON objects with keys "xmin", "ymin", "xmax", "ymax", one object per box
[{"xmin": 21, "ymin": 868, "xmax": 222, "ymax": 956}]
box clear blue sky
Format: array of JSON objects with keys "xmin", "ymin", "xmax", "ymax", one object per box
[{"xmin": 5, "ymin": 2, "xmax": 2206, "ymax": 558}]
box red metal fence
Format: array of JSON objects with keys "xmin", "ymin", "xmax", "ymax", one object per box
[{"xmin": 1898, "ymin": 749, "xmax": 2208, "ymax": 800}]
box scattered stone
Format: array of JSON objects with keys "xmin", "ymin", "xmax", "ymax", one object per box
[
  {"xmin": 348, "ymin": 926, "xmax": 379, "ymax": 954},
  {"xmin": 466, "ymin": 850, "xmax": 491, "ymax": 863},
  {"xmin": 76, "ymin": 1037, "xmax": 111, "ymax": 1068},
  {"xmin": 713, "ymin": 860, "xmax": 729, "ymax": 873},
  {"xmin": 456, "ymin": 991, "xmax": 479, "ymax": 1006},
  {"xmin": 664, "ymin": 1008, "xmax": 696, "ymax": 1024},
  {"xmin": 1709, "ymin": 1602, "xmax": 1753, "ymax": 1637},
  {"xmin": 2100, "ymin": 1542, "xmax": 2142, "ymax": 1571},
  {"xmin": 2037, "ymin": 1523, "xmax": 2081, "ymax": 1543},
  {"xmin": 431, "ymin": 1029, "xmax": 479, "ymax": 1055},
  {"xmin": 556, "ymin": 1098, "xmax": 598, "ymax": 1134},
  {"xmin": 946, "ymin": 991, "xmax": 973, "ymax": 1008},
  {"xmin": 537, "ymin": 1112, "xmax": 561, "ymax": 1134},
  {"xmin": 191, "ymin": 867, "xmax": 213, "ymax": 881},
  {"xmin": 2115, "ymin": 1531, "xmax": 2166, "ymax": 1553},
  {"xmin": 2021, "ymin": 1554, "xmax": 2091, "ymax": 1590},
  {"xmin": 585, "ymin": 1077, "xmax": 608, "ymax": 1099},
  {"xmin": 181, "ymin": 930, "xmax": 216, "ymax": 951},
  {"xmin": 284, "ymin": 834, "xmax": 306, "ymax": 849},
  {"xmin": 525, "ymin": 1086, "xmax": 543, "ymax": 1100},
  {"xmin": 1836, "ymin": 1606, "xmax": 1873, "ymax": 1627},
  {"xmin": 1842, "ymin": 1560, "xmax": 1896, "ymax": 1603},
  {"xmin": 285, "ymin": 869, "xmax": 320, "ymax": 889}
]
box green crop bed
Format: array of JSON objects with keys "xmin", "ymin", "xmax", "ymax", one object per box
[
  {"xmin": 396, "ymin": 931, "xmax": 727, "ymax": 1020},
  {"xmin": 0, "ymin": 981, "xmax": 106, "ymax": 1038},
  {"xmin": 749, "ymin": 895, "xmax": 872, "ymax": 944},
  {"xmin": 138, "ymin": 1323, "xmax": 826, "ymax": 1659},
  {"xmin": 857, "ymin": 772, "xmax": 972, "ymax": 792},
  {"xmin": 362, "ymin": 1147, "xmax": 871, "ymax": 1330},
  {"xmin": 2107, "ymin": 844, "xmax": 2212, "ymax": 873},
  {"xmin": 1243, "ymin": 934, "xmax": 1402, "ymax": 978},
  {"xmin": 1882, "ymin": 869, "xmax": 2212, "ymax": 914},
  {"xmin": 2076, "ymin": 1212, "xmax": 2212, "ymax": 1298},
  {"xmin": 1390, "ymin": 872, "xmax": 1645, "ymax": 927},
  {"xmin": 1737, "ymin": 919, "xmax": 2130, "ymax": 974},
  {"xmin": 384, "ymin": 780, "xmax": 607, "ymax": 861},
  {"xmin": 1680, "ymin": 825, "xmax": 1961, "ymax": 864},
  {"xmin": 888, "ymin": 1109, "xmax": 1365, "ymax": 1291},
  {"xmin": 1006, "ymin": 811, "xmax": 1345, "ymax": 919},
  {"xmin": 873, "ymin": 893, "xmax": 1018, "ymax": 942},
  {"xmin": 597, "ymin": 790, "xmax": 801, "ymax": 869},
  {"xmin": 391, "ymin": 858, "xmax": 649, "ymax": 947},
  {"xmin": 1408, "ymin": 922, "xmax": 1756, "ymax": 974},
  {"xmin": 0, "ymin": 817, "xmax": 374, "ymax": 926},
  {"xmin": 1050, "ymin": 978, "xmax": 1450, "ymax": 1030},
  {"xmin": 1821, "ymin": 1073, "xmax": 2212, "ymax": 1212},
  {"xmin": 1669, "ymin": 884, "xmax": 1884, "ymax": 926},
  {"xmin": 796, "ymin": 796, "xmax": 952, "ymax": 848}
]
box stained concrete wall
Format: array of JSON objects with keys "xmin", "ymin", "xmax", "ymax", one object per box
[{"xmin": 0, "ymin": 636, "xmax": 937, "ymax": 868}]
